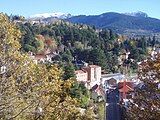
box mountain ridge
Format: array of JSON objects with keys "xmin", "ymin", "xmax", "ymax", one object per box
[
  {"xmin": 28, "ymin": 11, "xmax": 160, "ymax": 36},
  {"xmin": 66, "ymin": 12, "xmax": 160, "ymax": 36}
]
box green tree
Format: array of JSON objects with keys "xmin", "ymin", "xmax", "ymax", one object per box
[
  {"xmin": 70, "ymin": 82, "xmax": 90, "ymax": 108},
  {"xmin": 63, "ymin": 62, "xmax": 75, "ymax": 80},
  {"xmin": 19, "ymin": 24, "xmax": 37, "ymax": 52},
  {"xmin": 105, "ymin": 52, "xmax": 119, "ymax": 72},
  {"xmin": 61, "ymin": 49, "xmax": 73, "ymax": 62},
  {"xmin": 89, "ymin": 47, "xmax": 107, "ymax": 69},
  {"xmin": 109, "ymin": 29, "xmax": 116, "ymax": 40},
  {"xmin": 74, "ymin": 41, "xmax": 84, "ymax": 50}
]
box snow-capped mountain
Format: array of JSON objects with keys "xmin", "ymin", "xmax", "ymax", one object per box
[{"xmin": 30, "ymin": 12, "xmax": 72, "ymax": 19}]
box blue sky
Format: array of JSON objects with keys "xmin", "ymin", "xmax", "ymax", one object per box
[{"xmin": 0, "ymin": 0, "xmax": 160, "ymax": 19}]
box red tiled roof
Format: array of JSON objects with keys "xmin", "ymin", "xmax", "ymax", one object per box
[
  {"xmin": 119, "ymin": 85, "xmax": 134, "ymax": 93},
  {"xmin": 118, "ymin": 81, "xmax": 133, "ymax": 88},
  {"xmin": 118, "ymin": 81, "xmax": 134, "ymax": 93}
]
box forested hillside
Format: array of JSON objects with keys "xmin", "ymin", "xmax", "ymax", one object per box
[
  {"xmin": 16, "ymin": 20, "xmax": 158, "ymax": 73},
  {"xmin": 67, "ymin": 12, "xmax": 160, "ymax": 36}
]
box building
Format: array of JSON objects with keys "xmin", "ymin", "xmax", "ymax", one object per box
[
  {"xmin": 106, "ymin": 78, "xmax": 117, "ymax": 87},
  {"xmin": 75, "ymin": 70, "xmax": 88, "ymax": 82},
  {"xmin": 119, "ymin": 51, "xmax": 130, "ymax": 61},
  {"xmin": 29, "ymin": 49, "xmax": 57, "ymax": 64},
  {"xmin": 118, "ymin": 81, "xmax": 134, "ymax": 101},
  {"xmin": 75, "ymin": 65, "xmax": 101, "ymax": 89},
  {"xmin": 82, "ymin": 65, "xmax": 101, "ymax": 87},
  {"xmin": 101, "ymin": 73, "xmax": 125, "ymax": 89},
  {"xmin": 34, "ymin": 54, "xmax": 46, "ymax": 63}
]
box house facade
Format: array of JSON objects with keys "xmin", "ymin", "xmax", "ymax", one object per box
[
  {"xmin": 29, "ymin": 50, "xmax": 57, "ymax": 64},
  {"xmin": 75, "ymin": 70, "xmax": 88, "ymax": 82},
  {"xmin": 75, "ymin": 65, "xmax": 101, "ymax": 89}
]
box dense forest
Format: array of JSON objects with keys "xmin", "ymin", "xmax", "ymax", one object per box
[
  {"xmin": 67, "ymin": 12, "xmax": 160, "ymax": 36},
  {"xmin": 16, "ymin": 19, "xmax": 159, "ymax": 74}
]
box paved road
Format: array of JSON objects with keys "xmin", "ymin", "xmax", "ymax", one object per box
[{"xmin": 106, "ymin": 89, "xmax": 124, "ymax": 120}]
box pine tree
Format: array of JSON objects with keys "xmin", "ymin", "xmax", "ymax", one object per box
[
  {"xmin": 63, "ymin": 62, "xmax": 75, "ymax": 80},
  {"xmin": 89, "ymin": 48, "xmax": 106, "ymax": 67}
]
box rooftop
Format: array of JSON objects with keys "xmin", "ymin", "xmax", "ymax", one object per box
[
  {"xmin": 75, "ymin": 70, "xmax": 87, "ymax": 74},
  {"xmin": 89, "ymin": 65, "xmax": 100, "ymax": 68},
  {"xmin": 118, "ymin": 81, "xmax": 134, "ymax": 93},
  {"xmin": 101, "ymin": 73, "xmax": 124, "ymax": 78}
]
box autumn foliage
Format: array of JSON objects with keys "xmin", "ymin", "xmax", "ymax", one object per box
[
  {"xmin": 0, "ymin": 13, "xmax": 94, "ymax": 120},
  {"xmin": 127, "ymin": 54, "xmax": 160, "ymax": 120}
]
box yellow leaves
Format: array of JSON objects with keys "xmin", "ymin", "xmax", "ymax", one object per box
[
  {"xmin": 153, "ymin": 57, "xmax": 160, "ymax": 68},
  {"xmin": 0, "ymin": 13, "xmax": 92, "ymax": 119},
  {"xmin": 0, "ymin": 13, "xmax": 21, "ymax": 52},
  {"xmin": 63, "ymin": 79, "xmax": 73, "ymax": 89},
  {"xmin": 48, "ymin": 64, "xmax": 63, "ymax": 81}
]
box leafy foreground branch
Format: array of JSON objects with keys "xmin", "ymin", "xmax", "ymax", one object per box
[
  {"xmin": 0, "ymin": 13, "xmax": 94, "ymax": 120},
  {"xmin": 126, "ymin": 54, "xmax": 160, "ymax": 120}
]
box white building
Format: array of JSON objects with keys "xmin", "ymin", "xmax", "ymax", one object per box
[
  {"xmin": 75, "ymin": 70, "xmax": 88, "ymax": 82},
  {"xmin": 75, "ymin": 65, "xmax": 101, "ymax": 89},
  {"xmin": 82, "ymin": 65, "xmax": 101, "ymax": 87}
]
